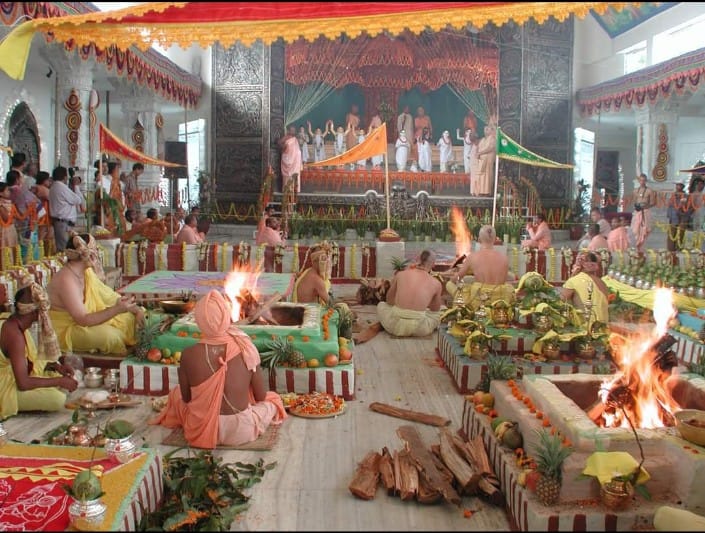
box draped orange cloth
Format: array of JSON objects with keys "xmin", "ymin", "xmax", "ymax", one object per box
[{"xmin": 150, "ymin": 290, "xmax": 286, "ymax": 449}]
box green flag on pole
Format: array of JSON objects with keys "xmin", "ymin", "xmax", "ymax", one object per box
[{"xmin": 496, "ymin": 127, "xmax": 574, "ymax": 169}]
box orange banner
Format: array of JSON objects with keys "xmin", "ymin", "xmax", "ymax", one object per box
[
  {"xmin": 99, "ymin": 123, "xmax": 184, "ymax": 168},
  {"xmin": 307, "ymin": 123, "xmax": 388, "ymax": 168}
]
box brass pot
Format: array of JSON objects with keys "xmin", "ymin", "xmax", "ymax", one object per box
[
  {"xmin": 468, "ymin": 342, "xmax": 489, "ymax": 360},
  {"xmin": 534, "ymin": 314, "xmax": 553, "ymax": 334},
  {"xmin": 542, "ymin": 342, "xmax": 561, "ymax": 360},
  {"xmin": 600, "ymin": 480, "xmax": 633, "ymax": 511},
  {"xmin": 575, "ymin": 340, "xmax": 596, "ymax": 360},
  {"xmin": 69, "ymin": 498, "xmax": 107, "ymax": 531},
  {"xmin": 492, "ymin": 307, "xmax": 510, "ymax": 327}
]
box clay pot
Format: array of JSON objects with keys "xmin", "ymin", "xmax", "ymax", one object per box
[
  {"xmin": 468, "ymin": 342, "xmax": 489, "ymax": 360},
  {"xmin": 542, "ymin": 342, "xmax": 561, "ymax": 360},
  {"xmin": 600, "ymin": 480, "xmax": 633, "ymax": 511},
  {"xmin": 575, "ymin": 340, "xmax": 596, "ymax": 360}
]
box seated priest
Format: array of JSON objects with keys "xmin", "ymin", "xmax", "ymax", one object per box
[
  {"xmin": 150, "ymin": 289, "xmax": 287, "ymax": 448},
  {"xmin": 256, "ymin": 217, "xmax": 286, "ymax": 273},
  {"xmin": 445, "ymin": 225, "xmax": 517, "ymax": 310},
  {"xmin": 175, "ymin": 214, "xmax": 204, "ymax": 245},
  {"xmin": 560, "ymin": 251, "xmax": 609, "ymax": 325},
  {"xmin": 48, "ymin": 233, "xmax": 144, "ymax": 355},
  {"xmin": 364, "ymin": 250, "xmax": 442, "ymax": 340},
  {"xmin": 293, "ymin": 243, "xmax": 333, "ymax": 306},
  {"xmin": 1, "ymin": 280, "xmax": 78, "ymax": 420}
]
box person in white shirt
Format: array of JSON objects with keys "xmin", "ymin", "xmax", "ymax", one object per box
[
  {"xmin": 418, "ymin": 127, "xmax": 433, "ymax": 172},
  {"xmin": 48, "ymin": 166, "xmax": 85, "ymax": 251},
  {"xmin": 395, "ymin": 130, "xmax": 411, "ymax": 171},
  {"xmin": 437, "ymin": 130, "xmax": 455, "ymax": 172}
]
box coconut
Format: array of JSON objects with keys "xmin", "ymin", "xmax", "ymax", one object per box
[
  {"xmin": 72, "ymin": 469, "xmax": 103, "ymax": 501},
  {"xmin": 501, "ymin": 425, "xmax": 523, "ymax": 450}
]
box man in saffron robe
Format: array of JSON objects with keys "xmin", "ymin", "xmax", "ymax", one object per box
[
  {"xmin": 293, "ymin": 245, "xmax": 333, "ymax": 305},
  {"xmin": 278, "ymin": 125, "xmax": 303, "ymax": 194},
  {"xmin": 560, "ymin": 251, "xmax": 609, "ymax": 325},
  {"xmin": 150, "ymin": 290, "xmax": 287, "ymax": 448}
]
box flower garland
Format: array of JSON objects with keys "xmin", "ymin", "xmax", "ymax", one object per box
[
  {"xmin": 350, "ymin": 243, "xmax": 357, "ymax": 278},
  {"xmin": 197, "ymin": 243, "xmax": 209, "ymax": 271},
  {"xmin": 561, "ymin": 247, "xmax": 573, "ymax": 273},
  {"xmin": 255, "ymin": 244, "xmax": 265, "ymax": 266},
  {"xmin": 221, "ymin": 242, "xmax": 228, "ymax": 271},
  {"xmin": 331, "ymin": 241, "xmax": 340, "ymax": 277},
  {"xmin": 138, "ymin": 240, "xmax": 148, "ymax": 276},
  {"xmin": 548, "ymin": 248, "xmax": 556, "ymax": 282},
  {"xmin": 157, "ymin": 242, "xmax": 166, "ymax": 271},
  {"xmin": 126, "ymin": 242, "xmax": 135, "ymax": 275},
  {"xmin": 238, "ymin": 241, "xmax": 249, "ymax": 266},
  {"xmin": 362, "ymin": 244, "xmax": 371, "ymax": 278},
  {"xmin": 683, "ymin": 249, "xmax": 691, "ymax": 269},
  {"xmin": 292, "ymin": 242, "xmax": 300, "ymax": 272},
  {"xmin": 14, "ymin": 245, "xmax": 21, "ymax": 266},
  {"xmin": 274, "ymin": 244, "xmax": 284, "ymax": 268},
  {"xmin": 212, "ymin": 244, "xmax": 218, "ymax": 272},
  {"xmin": 181, "ymin": 242, "xmax": 187, "ymax": 271},
  {"xmin": 511, "ymin": 246, "xmax": 520, "ymax": 276}
]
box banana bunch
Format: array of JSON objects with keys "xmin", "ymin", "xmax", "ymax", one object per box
[{"xmin": 494, "ymin": 420, "xmax": 514, "ymax": 441}]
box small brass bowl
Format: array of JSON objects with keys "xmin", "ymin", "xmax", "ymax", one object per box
[
  {"xmin": 675, "ymin": 409, "xmax": 705, "ymax": 446},
  {"xmin": 159, "ymin": 300, "xmax": 196, "ymax": 314}
]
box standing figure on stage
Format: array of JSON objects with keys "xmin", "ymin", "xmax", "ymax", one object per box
[
  {"xmin": 368, "ymin": 121, "xmax": 384, "ymax": 170},
  {"xmin": 308, "ymin": 121, "xmax": 330, "ymax": 163},
  {"xmin": 437, "ymin": 130, "xmax": 455, "ymax": 173},
  {"xmin": 417, "ymin": 127, "xmax": 433, "ymax": 173},
  {"xmin": 368, "ymin": 107, "xmax": 383, "ymax": 131},
  {"xmin": 356, "ymin": 128, "xmax": 368, "ymax": 170},
  {"xmin": 329, "ymin": 120, "xmax": 352, "ymax": 158},
  {"xmin": 462, "ymin": 109, "xmax": 477, "ymax": 138},
  {"xmin": 278, "ymin": 124, "xmax": 303, "ymax": 194},
  {"xmin": 475, "ymin": 124, "xmax": 496, "ymax": 196},
  {"xmin": 395, "ymin": 130, "xmax": 411, "ymax": 171},
  {"xmin": 297, "ymin": 125, "xmax": 310, "ymax": 164},
  {"xmin": 345, "ymin": 104, "xmax": 361, "ymax": 152},
  {"xmin": 414, "ymin": 106, "xmax": 433, "ymax": 160},
  {"xmin": 456, "ymin": 128, "xmax": 476, "ymax": 175},
  {"xmin": 397, "ymin": 105, "xmax": 413, "ymax": 140}
]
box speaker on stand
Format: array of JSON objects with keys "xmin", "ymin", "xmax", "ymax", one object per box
[{"xmin": 164, "ymin": 141, "xmax": 188, "ymax": 210}]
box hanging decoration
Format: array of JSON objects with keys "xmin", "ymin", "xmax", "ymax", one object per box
[
  {"xmin": 99, "ymin": 123, "xmax": 184, "ymax": 167},
  {"xmin": 652, "ymin": 123, "xmax": 668, "ymax": 182},
  {"xmin": 132, "ymin": 118, "xmax": 145, "ymax": 153},
  {"xmin": 64, "ymin": 89, "xmax": 82, "ymax": 167}
]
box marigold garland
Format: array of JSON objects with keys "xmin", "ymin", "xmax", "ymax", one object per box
[
  {"xmin": 181, "ymin": 242, "xmax": 187, "ymax": 271},
  {"xmin": 255, "ymin": 244, "xmax": 265, "ymax": 266},
  {"xmin": 157, "ymin": 242, "xmax": 166, "ymax": 271},
  {"xmin": 14, "ymin": 245, "xmax": 21, "ymax": 267},
  {"xmin": 511, "ymin": 246, "xmax": 520, "ymax": 276},
  {"xmin": 126, "ymin": 242, "xmax": 135, "ymax": 275},
  {"xmin": 292, "ymin": 242, "xmax": 299, "ymax": 272},
  {"xmin": 350, "ymin": 243, "xmax": 357, "ymax": 278},
  {"xmin": 221, "ymin": 242, "xmax": 228, "ymax": 271}
]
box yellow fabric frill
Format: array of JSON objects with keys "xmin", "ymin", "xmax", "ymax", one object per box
[
  {"xmin": 582, "ymin": 451, "xmax": 650, "ymax": 486},
  {"xmin": 604, "ymin": 277, "xmax": 705, "ymax": 314}
]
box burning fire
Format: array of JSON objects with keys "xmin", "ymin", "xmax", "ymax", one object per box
[
  {"xmin": 223, "ymin": 266, "xmax": 260, "ymax": 322},
  {"xmin": 598, "ymin": 288, "xmax": 680, "ymax": 429},
  {"xmin": 449, "ymin": 206, "xmax": 472, "ymax": 257}
]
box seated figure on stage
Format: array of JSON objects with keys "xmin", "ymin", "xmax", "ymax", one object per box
[
  {"xmin": 359, "ymin": 250, "xmax": 442, "ymax": 342},
  {"xmin": 0, "ymin": 281, "xmax": 78, "ymax": 420},
  {"xmin": 522, "ymin": 213, "xmax": 552, "ymax": 250},
  {"xmin": 48, "ymin": 233, "xmax": 144, "ymax": 355},
  {"xmin": 560, "ymin": 251, "xmax": 609, "ymax": 325},
  {"xmin": 150, "ymin": 289, "xmax": 287, "ymax": 449},
  {"xmin": 446, "ymin": 225, "xmax": 517, "ymax": 311}
]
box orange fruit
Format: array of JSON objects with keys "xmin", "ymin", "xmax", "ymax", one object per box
[
  {"xmin": 339, "ymin": 347, "xmax": 352, "ymax": 361},
  {"xmin": 308, "ymin": 358, "xmax": 320, "ymax": 368},
  {"xmin": 323, "ymin": 353, "xmax": 339, "ymax": 367}
]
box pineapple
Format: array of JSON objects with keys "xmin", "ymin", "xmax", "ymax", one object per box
[
  {"xmin": 134, "ymin": 314, "xmax": 164, "ymax": 360},
  {"xmin": 261, "ymin": 336, "xmax": 294, "ymax": 370},
  {"xmin": 288, "ymin": 348, "xmax": 306, "ymax": 368},
  {"xmin": 478, "ymin": 354, "xmax": 517, "ymax": 393},
  {"xmin": 532, "ymin": 429, "xmax": 573, "ymax": 506}
]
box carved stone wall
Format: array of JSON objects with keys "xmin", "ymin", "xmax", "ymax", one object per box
[
  {"xmin": 211, "ymin": 42, "xmax": 272, "ymax": 204},
  {"xmin": 498, "ymin": 17, "xmax": 574, "ymax": 208}
]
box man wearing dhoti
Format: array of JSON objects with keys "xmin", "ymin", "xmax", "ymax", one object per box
[
  {"xmin": 279, "ymin": 125, "xmax": 303, "ymax": 194},
  {"xmin": 395, "ymin": 130, "xmax": 411, "ymax": 171},
  {"xmin": 150, "ymin": 290, "xmax": 287, "ymax": 448}
]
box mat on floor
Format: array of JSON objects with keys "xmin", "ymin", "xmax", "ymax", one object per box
[{"xmin": 161, "ymin": 424, "xmax": 280, "ymax": 450}]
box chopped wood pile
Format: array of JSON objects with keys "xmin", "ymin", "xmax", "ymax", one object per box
[{"xmin": 349, "ymin": 425, "xmax": 504, "ymax": 507}]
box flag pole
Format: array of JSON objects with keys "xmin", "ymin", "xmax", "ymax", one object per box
[
  {"xmin": 491, "ymin": 127, "xmax": 500, "ymax": 228},
  {"xmin": 384, "ymin": 149, "xmax": 391, "ymax": 231}
]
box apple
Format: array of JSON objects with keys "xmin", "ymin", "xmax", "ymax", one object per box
[{"xmin": 147, "ymin": 348, "xmax": 162, "ymax": 362}]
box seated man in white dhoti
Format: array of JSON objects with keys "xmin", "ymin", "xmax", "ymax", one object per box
[{"xmin": 372, "ymin": 250, "xmax": 442, "ymax": 339}]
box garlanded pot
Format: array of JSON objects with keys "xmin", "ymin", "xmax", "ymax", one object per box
[
  {"xmin": 574, "ymin": 340, "xmax": 596, "ymax": 360},
  {"xmin": 468, "ymin": 342, "xmax": 489, "ymax": 360},
  {"xmin": 492, "ymin": 307, "xmax": 510, "ymax": 327},
  {"xmin": 104, "ymin": 435, "xmax": 136, "ymax": 464}
]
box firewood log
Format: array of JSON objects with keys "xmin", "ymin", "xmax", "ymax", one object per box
[
  {"xmin": 369, "ymin": 402, "xmax": 451, "ymax": 427},
  {"xmin": 348, "ymin": 451, "xmax": 382, "ymax": 500},
  {"xmin": 397, "ymin": 450, "xmax": 419, "ymax": 501},
  {"xmin": 417, "ymin": 470, "xmax": 442, "ymax": 504},
  {"xmin": 439, "ymin": 427, "xmax": 480, "ymax": 495},
  {"xmin": 379, "ymin": 447, "xmax": 396, "ymax": 495}
]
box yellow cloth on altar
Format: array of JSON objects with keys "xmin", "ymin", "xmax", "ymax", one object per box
[
  {"xmin": 0, "ymin": 324, "xmax": 66, "ymax": 420},
  {"xmin": 582, "ymin": 451, "xmax": 650, "ymax": 486},
  {"xmin": 49, "ymin": 267, "xmax": 136, "ymax": 355},
  {"xmin": 564, "ymin": 272, "xmax": 609, "ymax": 324},
  {"xmin": 446, "ymin": 280, "xmax": 515, "ymax": 311},
  {"xmin": 377, "ymin": 301, "xmax": 440, "ymax": 337},
  {"xmin": 604, "ymin": 277, "xmax": 705, "ymax": 314}
]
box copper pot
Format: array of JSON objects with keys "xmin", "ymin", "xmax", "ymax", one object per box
[
  {"xmin": 468, "ymin": 342, "xmax": 489, "ymax": 360},
  {"xmin": 542, "ymin": 342, "xmax": 561, "ymax": 360},
  {"xmin": 575, "ymin": 340, "xmax": 596, "ymax": 360},
  {"xmin": 600, "ymin": 480, "xmax": 633, "ymax": 511},
  {"xmin": 492, "ymin": 307, "xmax": 510, "ymax": 327},
  {"xmin": 534, "ymin": 314, "xmax": 553, "ymax": 334}
]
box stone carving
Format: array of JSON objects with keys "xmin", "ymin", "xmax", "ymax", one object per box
[
  {"xmin": 8, "ymin": 102, "xmax": 40, "ymax": 166},
  {"xmin": 270, "ymin": 80, "xmax": 285, "ymax": 114},
  {"xmin": 215, "ymin": 42, "xmax": 264, "ymax": 87},
  {"xmin": 499, "ymin": 85, "xmax": 522, "ymax": 116},
  {"xmin": 527, "ymin": 44, "xmax": 571, "ymax": 93},
  {"xmin": 524, "ymin": 97, "xmax": 570, "ymax": 143},
  {"xmin": 214, "ymin": 91, "xmax": 262, "ymax": 137},
  {"xmin": 498, "ymin": 119, "xmax": 521, "ymax": 141},
  {"xmin": 215, "ymin": 142, "xmax": 262, "ymax": 195},
  {"xmin": 499, "ymin": 49, "xmax": 522, "ymax": 83},
  {"xmin": 270, "ymin": 117, "xmax": 285, "ymax": 147},
  {"xmin": 525, "ymin": 18, "xmax": 571, "ymax": 41},
  {"xmin": 270, "ymin": 41, "xmax": 285, "ymax": 74},
  {"xmin": 500, "ymin": 21, "xmax": 522, "ymax": 43}
]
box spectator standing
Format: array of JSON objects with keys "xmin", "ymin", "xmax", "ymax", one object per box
[{"xmin": 48, "ymin": 166, "xmax": 85, "ymax": 252}]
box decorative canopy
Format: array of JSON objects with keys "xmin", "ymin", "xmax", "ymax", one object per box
[
  {"xmin": 0, "ymin": 2, "xmax": 202, "ymax": 109},
  {"xmin": 497, "ymin": 128, "xmax": 574, "ymax": 168},
  {"xmin": 0, "ymin": 2, "xmax": 634, "ymax": 81},
  {"xmin": 286, "ymin": 30, "xmax": 499, "ymax": 91},
  {"xmin": 99, "ymin": 124, "xmax": 184, "ymax": 168}
]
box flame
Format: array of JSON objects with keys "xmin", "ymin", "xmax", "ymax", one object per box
[
  {"xmin": 599, "ymin": 288, "xmax": 680, "ymax": 429},
  {"xmin": 223, "ymin": 265, "xmax": 261, "ymax": 322},
  {"xmin": 449, "ymin": 206, "xmax": 472, "ymax": 257}
]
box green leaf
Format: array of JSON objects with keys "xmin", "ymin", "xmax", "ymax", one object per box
[{"xmin": 634, "ymin": 483, "xmax": 652, "ymax": 500}]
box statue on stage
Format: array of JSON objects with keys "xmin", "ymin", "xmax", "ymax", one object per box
[
  {"xmin": 328, "ymin": 120, "xmax": 352, "ymax": 162},
  {"xmin": 417, "ymin": 127, "xmax": 433, "ymax": 173},
  {"xmin": 437, "ymin": 130, "xmax": 455, "ymax": 173},
  {"xmin": 395, "ymin": 130, "xmax": 411, "ymax": 171},
  {"xmin": 296, "ymin": 125, "xmax": 310, "ymax": 164},
  {"xmin": 308, "ymin": 121, "xmax": 331, "ymax": 163}
]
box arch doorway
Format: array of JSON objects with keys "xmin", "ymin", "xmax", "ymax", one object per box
[{"xmin": 7, "ymin": 102, "xmax": 40, "ymax": 170}]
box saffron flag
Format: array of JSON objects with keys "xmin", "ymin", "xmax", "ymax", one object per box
[
  {"xmin": 308, "ymin": 123, "xmax": 388, "ymax": 168},
  {"xmin": 496, "ymin": 127, "xmax": 573, "ymax": 169},
  {"xmin": 99, "ymin": 123, "xmax": 184, "ymax": 167}
]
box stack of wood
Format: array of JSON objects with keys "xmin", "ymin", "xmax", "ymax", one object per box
[{"xmin": 349, "ymin": 424, "xmax": 504, "ymax": 507}]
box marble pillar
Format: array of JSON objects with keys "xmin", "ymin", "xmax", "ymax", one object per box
[{"xmin": 634, "ymin": 102, "xmax": 680, "ymax": 192}]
